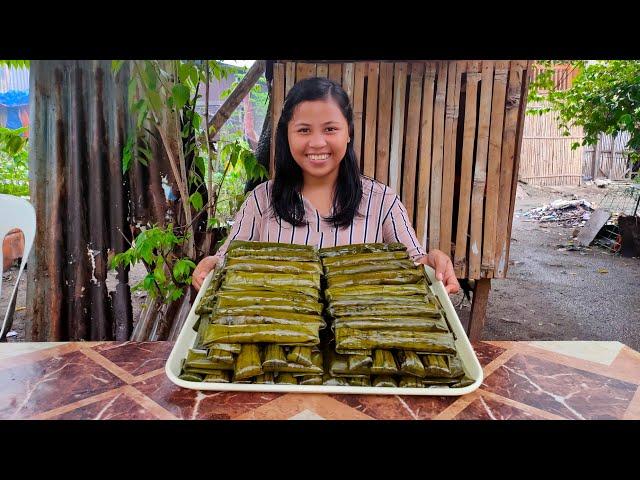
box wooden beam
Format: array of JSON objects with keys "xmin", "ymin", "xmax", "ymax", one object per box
[
  {"xmin": 467, "ymin": 278, "xmax": 491, "ymax": 341},
  {"xmin": 207, "ymin": 60, "xmax": 266, "ymax": 136}
]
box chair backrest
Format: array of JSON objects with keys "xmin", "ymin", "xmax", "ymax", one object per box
[{"xmin": 0, "ymin": 194, "xmax": 36, "ymax": 339}]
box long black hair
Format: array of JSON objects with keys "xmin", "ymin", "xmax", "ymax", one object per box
[{"xmin": 271, "ymin": 77, "xmax": 363, "ymax": 228}]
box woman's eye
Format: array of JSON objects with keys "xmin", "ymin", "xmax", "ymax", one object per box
[
  {"xmin": 298, "ymin": 128, "xmax": 310, "ymax": 133},
  {"xmin": 326, "ymin": 127, "xmax": 337, "ymax": 132}
]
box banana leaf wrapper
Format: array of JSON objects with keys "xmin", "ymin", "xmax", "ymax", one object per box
[
  {"xmin": 322, "ymin": 374, "xmax": 350, "ymax": 386},
  {"xmin": 262, "ymin": 344, "xmax": 288, "ymax": 369},
  {"xmin": 178, "ymin": 373, "xmax": 204, "ymax": 382},
  {"xmin": 347, "ymin": 355, "xmax": 373, "ymax": 370},
  {"xmin": 348, "ymin": 377, "xmax": 372, "ymax": 387},
  {"xmin": 225, "ymin": 257, "xmax": 323, "ymax": 275},
  {"xmin": 209, "ymin": 342, "xmax": 242, "ymax": 354},
  {"xmin": 254, "ymin": 373, "xmax": 275, "ymax": 384},
  {"xmin": 326, "ymin": 269, "xmax": 425, "ymax": 289},
  {"xmin": 328, "ymin": 303, "xmax": 441, "ymax": 319},
  {"xmin": 221, "ymin": 283, "xmax": 319, "ymax": 300},
  {"xmin": 185, "ymin": 349, "xmax": 233, "ymax": 371},
  {"xmin": 334, "ymin": 316, "xmax": 448, "ymax": 333},
  {"xmin": 399, "ymin": 376, "xmax": 423, "ymax": 388},
  {"xmin": 206, "ymin": 348, "xmax": 235, "ymax": 366},
  {"xmin": 450, "ymin": 376, "xmax": 475, "ymax": 388},
  {"xmin": 286, "ymin": 346, "xmax": 314, "ymax": 367},
  {"xmin": 228, "ymin": 249, "xmax": 319, "ymax": 263},
  {"xmin": 448, "ymin": 355, "xmax": 466, "ymax": 378},
  {"xmin": 323, "ymin": 259, "xmax": 416, "ymax": 277},
  {"xmin": 204, "ymin": 323, "xmax": 320, "ymax": 346},
  {"xmin": 203, "ymin": 370, "xmax": 231, "ymax": 383},
  {"xmin": 223, "ymin": 271, "xmax": 320, "ymax": 293},
  {"xmin": 327, "ymin": 351, "xmax": 371, "ymax": 377},
  {"xmin": 227, "ymin": 240, "xmax": 318, "ymax": 253},
  {"xmin": 234, "ymin": 344, "xmax": 263, "ymax": 381},
  {"xmin": 335, "ymin": 328, "xmax": 456, "ymax": 353},
  {"xmin": 372, "ymin": 375, "xmax": 398, "ymax": 388},
  {"xmin": 336, "ymin": 347, "xmax": 373, "ymax": 356},
  {"xmin": 371, "ymin": 349, "xmax": 399, "ymax": 375},
  {"xmin": 422, "ymin": 354, "xmax": 451, "ymax": 377},
  {"xmin": 214, "ymin": 302, "xmax": 323, "ymax": 317},
  {"xmin": 217, "ymin": 289, "xmax": 321, "ymax": 304},
  {"xmin": 211, "ymin": 312, "xmax": 325, "ymax": 329},
  {"xmin": 321, "ymin": 251, "xmax": 409, "ymax": 268},
  {"xmin": 328, "ymin": 296, "xmax": 432, "ymax": 307},
  {"xmin": 193, "ymin": 316, "xmax": 210, "ymax": 349},
  {"xmin": 216, "ymin": 294, "xmax": 323, "ymax": 315},
  {"xmin": 275, "ymin": 373, "xmax": 298, "ymax": 385},
  {"xmin": 264, "ymin": 352, "xmax": 323, "ymax": 375},
  {"xmin": 422, "ymin": 377, "xmax": 461, "ymax": 386},
  {"xmin": 299, "ymin": 375, "xmax": 323, "ymax": 385},
  {"xmin": 319, "ymin": 242, "xmax": 406, "ymax": 258},
  {"xmin": 325, "ymin": 283, "xmax": 430, "ymax": 302},
  {"xmin": 397, "ymin": 350, "xmax": 427, "ymax": 378}
]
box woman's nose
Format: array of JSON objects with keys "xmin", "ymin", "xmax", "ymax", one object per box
[{"xmin": 308, "ymin": 132, "xmax": 327, "ymax": 148}]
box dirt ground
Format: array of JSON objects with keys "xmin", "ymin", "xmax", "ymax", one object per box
[{"xmin": 3, "ymin": 182, "xmax": 639, "ymax": 350}]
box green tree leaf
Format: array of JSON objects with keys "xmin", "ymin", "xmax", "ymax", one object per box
[{"xmin": 172, "ymin": 84, "xmax": 190, "ymax": 111}]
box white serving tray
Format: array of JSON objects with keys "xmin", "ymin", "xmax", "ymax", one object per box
[{"xmin": 165, "ymin": 264, "xmax": 483, "ymax": 396}]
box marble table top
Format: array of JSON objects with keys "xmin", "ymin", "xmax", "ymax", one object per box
[{"xmin": 1, "ymin": 340, "xmax": 638, "ymax": 420}]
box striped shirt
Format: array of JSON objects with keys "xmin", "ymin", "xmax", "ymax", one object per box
[{"xmin": 213, "ymin": 175, "xmax": 427, "ymax": 262}]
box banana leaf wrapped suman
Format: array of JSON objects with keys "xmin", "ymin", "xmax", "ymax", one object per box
[
  {"xmin": 322, "ymin": 374, "xmax": 350, "ymax": 386},
  {"xmin": 234, "ymin": 344, "xmax": 263, "ymax": 381},
  {"xmin": 185, "ymin": 349, "xmax": 233, "ymax": 371},
  {"xmin": 179, "ymin": 372, "xmax": 204, "ymax": 382},
  {"xmin": 299, "ymin": 375, "xmax": 323, "ymax": 385},
  {"xmin": 371, "ymin": 350, "xmax": 399, "ymax": 375},
  {"xmin": 223, "ymin": 271, "xmax": 321, "ymax": 296},
  {"xmin": 193, "ymin": 316, "xmax": 210, "ymax": 349},
  {"xmin": 451, "ymin": 376, "xmax": 475, "ymax": 388},
  {"xmin": 334, "ymin": 316, "xmax": 448, "ymax": 333},
  {"xmin": 227, "ymin": 243, "xmax": 320, "ymax": 262},
  {"xmin": 225, "ymin": 257, "xmax": 323, "ymax": 275},
  {"xmin": 319, "ymin": 242, "xmax": 406, "ymax": 258},
  {"xmin": 422, "ymin": 377, "xmax": 461, "ymax": 386},
  {"xmin": 372, "ymin": 376, "xmax": 398, "ymax": 388},
  {"xmin": 327, "ymin": 350, "xmax": 371, "ymax": 377},
  {"xmin": 264, "ymin": 352, "xmax": 323, "ymax": 375},
  {"xmin": 203, "ymin": 370, "xmax": 231, "ymax": 383},
  {"xmin": 448, "ymin": 355, "xmax": 466, "ymax": 378},
  {"xmin": 254, "ymin": 373, "xmax": 275, "ymax": 384},
  {"xmin": 227, "ymin": 240, "xmax": 318, "ymax": 253},
  {"xmin": 215, "ymin": 295, "xmax": 323, "ymax": 316},
  {"xmin": 214, "ymin": 304, "xmax": 325, "ymax": 318},
  {"xmin": 207, "ymin": 348, "xmax": 235, "ymax": 366},
  {"xmin": 348, "ymin": 377, "xmax": 372, "ymax": 387},
  {"xmin": 209, "ymin": 342, "xmax": 242, "ymax": 354},
  {"xmin": 321, "ymin": 251, "xmax": 410, "ymax": 268},
  {"xmin": 335, "ymin": 328, "xmax": 456, "ymax": 353},
  {"xmin": 211, "ymin": 313, "xmax": 325, "ymax": 330},
  {"xmin": 286, "ymin": 346, "xmax": 313, "ymax": 367},
  {"xmin": 347, "ymin": 355, "xmax": 373, "ymax": 371},
  {"xmin": 399, "ymin": 376, "xmax": 423, "ymax": 388},
  {"xmin": 336, "ymin": 347, "xmax": 373, "ymax": 356},
  {"xmin": 327, "ymin": 303, "xmax": 441, "ymax": 318},
  {"xmin": 397, "ymin": 350, "xmax": 427, "ymax": 378},
  {"xmin": 325, "ymin": 283, "xmax": 430, "ymax": 302},
  {"xmin": 326, "ymin": 269, "xmax": 425, "ymax": 289},
  {"xmin": 328, "ymin": 296, "xmax": 432, "ymax": 307},
  {"xmin": 262, "ymin": 344, "xmax": 288, "ymax": 369},
  {"xmin": 423, "ymin": 354, "xmax": 451, "ymax": 377},
  {"xmin": 204, "ymin": 323, "xmax": 320, "ymax": 346},
  {"xmin": 275, "ymin": 373, "xmax": 298, "ymax": 385},
  {"xmin": 323, "ymin": 259, "xmax": 416, "ymax": 277}
]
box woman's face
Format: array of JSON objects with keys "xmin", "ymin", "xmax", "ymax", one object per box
[{"xmin": 287, "ymin": 98, "xmax": 350, "ymax": 180}]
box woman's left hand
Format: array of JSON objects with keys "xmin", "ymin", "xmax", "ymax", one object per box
[{"xmin": 418, "ymin": 249, "xmax": 460, "ymax": 295}]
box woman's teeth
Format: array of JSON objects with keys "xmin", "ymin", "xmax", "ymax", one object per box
[{"xmin": 308, "ymin": 154, "xmax": 330, "ymax": 161}]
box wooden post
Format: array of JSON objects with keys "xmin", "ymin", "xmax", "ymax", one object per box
[
  {"xmin": 467, "ymin": 278, "xmax": 491, "ymax": 341},
  {"xmin": 591, "ymin": 134, "xmax": 600, "ymax": 179}
]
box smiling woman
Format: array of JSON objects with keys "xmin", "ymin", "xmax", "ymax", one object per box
[{"xmin": 192, "ymin": 77, "xmax": 460, "ymax": 295}]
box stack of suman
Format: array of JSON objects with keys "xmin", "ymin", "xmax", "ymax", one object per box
[
  {"xmin": 318, "ymin": 242, "xmax": 474, "ymax": 389},
  {"xmin": 178, "ymin": 240, "xmax": 325, "ymax": 385}
]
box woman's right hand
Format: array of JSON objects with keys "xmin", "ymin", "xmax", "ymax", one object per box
[{"xmin": 192, "ymin": 256, "xmax": 219, "ymax": 291}]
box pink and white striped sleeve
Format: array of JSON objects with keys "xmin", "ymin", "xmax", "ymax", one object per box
[
  {"xmin": 381, "ymin": 194, "xmax": 427, "ymax": 261},
  {"xmin": 211, "ymin": 187, "xmax": 264, "ymax": 262}
]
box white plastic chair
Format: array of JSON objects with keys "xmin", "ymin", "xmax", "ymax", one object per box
[{"xmin": 0, "ymin": 194, "xmax": 36, "ymax": 341}]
